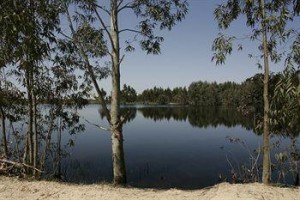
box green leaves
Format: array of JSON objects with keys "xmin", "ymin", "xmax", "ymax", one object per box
[
  {"xmin": 132, "ymin": 0, "xmax": 188, "ymax": 54},
  {"xmin": 121, "ymin": 84, "xmax": 137, "ymax": 103},
  {"xmin": 133, "ymin": 0, "xmax": 188, "ymax": 30},
  {"xmin": 211, "ymin": 34, "xmax": 235, "ymax": 65},
  {"xmin": 214, "ymin": 0, "xmax": 241, "ymax": 29},
  {"xmin": 270, "ymin": 68, "xmax": 300, "ymax": 136},
  {"xmin": 73, "ymin": 23, "xmax": 108, "ymax": 58},
  {"xmin": 0, "ymin": 0, "xmax": 60, "ymax": 67},
  {"xmin": 140, "ymin": 36, "xmax": 164, "ymax": 54},
  {"xmin": 212, "ymin": 0, "xmax": 298, "ymax": 66}
]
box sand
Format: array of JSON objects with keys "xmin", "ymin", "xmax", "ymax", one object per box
[{"xmin": 0, "ymin": 176, "xmax": 299, "ymax": 200}]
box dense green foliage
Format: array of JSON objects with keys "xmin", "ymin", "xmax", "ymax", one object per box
[
  {"xmin": 270, "ymin": 68, "xmax": 300, "ymax": 137},
  {"xmin": 138, "ymin": 86, "xmax": 188, "ymax": 105},
  {"xmin": 121, "ymin": 84, "xmax": 137, "ymax": 104},
  {"xmin": 188, "ymin": 81, "xmax": 239, "ymax": 107},
  {"xmin": 133, "ymin": 73, "xmax": 271, "ymax": 115},
  {"xmin": 119, "ymin": 71, "xmax": 299, "ymax": 127}
]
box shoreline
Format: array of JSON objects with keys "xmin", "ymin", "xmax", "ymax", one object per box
[{"xmin": 1, "ymin": 176, "xmax": 299, "ymax": 200}]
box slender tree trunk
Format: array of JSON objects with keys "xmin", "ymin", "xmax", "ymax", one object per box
[
  {"xmin": 55, "ymin": 117, "xmax": 62, "ymax": 179},
  {"xmin": 291, "ymin": 137, "xmax": 299, "ymax": 186},
  {"xmin": 23, "ymin": 133, "xmax": 28, "ymax": 164},
  {"xmin": 111, "ymin": 127, "xmax": 126, "ymax": 184},
  {"xmin": 0, "ymin": 78, "xmax": 8, "ymax": 158},
  {"xmin": 65, "ymin": 0, "xmax": 126, "ymax": 184},
  {"xmin": 25, "ymin": 69, "xmax": 34, "ymax": 167},
  {"xmin": 11, "ymin": 123, "xmax": 21, "ymax": 162},
  {"xmin": 260, "ymin": 0, "xmax": 271, "ymax": 184},
  {"xmin": 40, "ymin": 107, "xmax": 55, "ymax": 172},
  {"xmin": 33, "ymin": 90, "xmax": 38, "ymax": 176},
  {"xmin": 0, "ymin": 107, "xmax": 8, "ymax": 158},
  {"xmin": 110, "ymin": 0, "xmax": 126, "ymax": 185}
]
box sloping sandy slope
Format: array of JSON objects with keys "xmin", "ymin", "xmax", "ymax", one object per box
[{"xmin": 0, "ymin": 176, "xmax": 299, "ymax": 200}]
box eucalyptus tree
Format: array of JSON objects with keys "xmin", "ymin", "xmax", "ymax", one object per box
[
  {"xmin": 271, "ymin": 69, "xmax": 300, "ymax": 135},
  {"xmin": 270, "ymin": 68, "xmax": 300, "ymax": 185},
  {"xmin": 0, "ymin": 79, "xmax": 24, "ymax": 158},
  {"xmin": 212, "ymin": 0, "xmax": 299, "ymax": 184},
  {"xmin": 0, "ymin": 0, "xmax": 60, "ymax": 174},
  {"xmin": 61, "ymin": 0, "xmax": 188, "ymax": 184},
  {"xmin": 0, "ymin": 67, "xmax": 26, "ymax": 161}
]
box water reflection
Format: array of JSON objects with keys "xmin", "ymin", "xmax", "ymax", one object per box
[
  {"xmin": 106, "ymin": 105, "xmax": 256, "ymax": 131},
  {"xmin": 58, "ymin": 105, "xmax": 299, "ymax": 189},
  {"xmin": 138, "ymin": 106, "xmax": 254, "ymax": 130},
  {"xmin": 139, "ymin": 106, "xmax": 188, "ymax": 122},
  {"xmin": 99, "ymin": 105, "xmax": 137, "ymax": 124}
]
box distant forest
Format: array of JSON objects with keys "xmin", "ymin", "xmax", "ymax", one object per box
[{"xmin": 97, "ymin": 71, "xmax": 299, "ymax": 117}]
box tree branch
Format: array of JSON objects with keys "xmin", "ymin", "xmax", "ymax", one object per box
[
  {"xmin": 118, "ymin": 28, "xmax": 142, "ymax": 34},
  {"xmin": 0, "ymin": 158, "xmax": 43, "ymax": 173},
  {"xmin": 94, "ymin": 8, "xmax": 114, "ymax": 51},
  {"xmin": 117, "ymin": 0, "xmax": 125, "ymax": 9},
  {"xmin": 58, "ymin": 30, "xmax": 72, "ymax": 40},
  {"xmin": 119, "ymin": 54, "xmax": 125, "ymax": 65},
  {"xmin": 84, "ymin": 118, "xmax": 111, "ymax": 132},
  {"xmin": 94, "ymin": 4, "xmax": 110, "ymax": 16},
  {"xmin": 118, "ymin": 2, "xmax": 136, "ymax": 13},
  {"xmin": 65, "ymin": 4, "xmax": 111, "ymax": 123}
]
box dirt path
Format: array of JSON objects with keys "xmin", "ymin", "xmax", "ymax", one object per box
[{"xmin": 0, "ymin": 176, "xmax": 299, "ymax": 200}]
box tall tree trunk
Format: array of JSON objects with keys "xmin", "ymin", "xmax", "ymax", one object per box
[
  {"xmin": 0, "ymin": 107, "xmax": 8, "ymax": 158},
  {"xmin": 260, "ymin": 0, "xmax": 271, "ymax": 184},
  {"xmin": 40, "ymin": 107, "xmax": 55, "ymax": 172},
  {"xmin": 33, "ymin": 90, "xmax": 38, "ymax": 176},
  {"xmin": 65, "ymin": 0, "xmax": 126, "ymax": 185},
  {"xmin": 111, "ymin": 127, "xmax": 126, "ymax": 184},
  {"xmin": 110, "ymin": 0, "xmax": 126, "ymax": 185},
  {"xmin": 11, "ymin": 123, "xmax": 21, "ymax": 162},
  {"xmin": 25, "ymin": 69, "xmax": 34, "ymax": 167},
  {"xmin": 291, "ymin": 137, "xmax": 299, "ymax": 186},
  {"xmin": 0, "ymin": 77, "xmax": 8, "ymax": 158},
  {"xmin": 55, "ymin": 117, "xmax": 62, "ymax": 179}
]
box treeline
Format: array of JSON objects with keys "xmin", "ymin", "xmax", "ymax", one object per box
[
  {"xmin": 133, "ymin": 73, "xmax": 263, "ymax": 109},
  {"xmin": 120, "ymin": 71, "xmax": 299, "ymax": 119},
  {"xmin": 137, "ymin": 86, "xmax": 188, "ymax": 105}
]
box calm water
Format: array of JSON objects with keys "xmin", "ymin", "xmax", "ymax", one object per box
[{"xmin": 56, "ymin": 105, "xmax": 297, "ymax": 189}]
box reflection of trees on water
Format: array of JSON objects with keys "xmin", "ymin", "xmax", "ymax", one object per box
[
  {"xmin": 138, "ymin": 106, "xmax": 188, "ymax": 122},
  {"xmin": 120, "ymin": 107, "xmax": 138, "ymax": 124},
  {"xmin": 187, "ymin": 107, "xmax": 254, "ymax": 130},
  {"xmin": 61, "ymin": 106, "xmax": 299, "ymax": 186},
  {"xmin": 137, "ymin": 106, "xmax": 255, "ymax": 131},
  {"xmin": 99, "ymin": 106, "xmax": 137, "ymax": 124}
]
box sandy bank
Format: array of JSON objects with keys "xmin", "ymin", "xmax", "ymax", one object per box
[{"xmin": 0, "ymin": 176, "xmax": 299, "ymax": 200}]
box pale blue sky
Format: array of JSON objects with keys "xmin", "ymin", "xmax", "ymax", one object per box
[
  {"xmin": 96, "ymin": 0, "xmax": 291, "ymax": 93},
  {"xmin": 6, "ymin": 0, "xmax": 296, "ymax": 95}
]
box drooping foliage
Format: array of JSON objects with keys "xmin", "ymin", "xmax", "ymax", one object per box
[{"xmin": 211, "ymin": 0, "xmax": 300, "ymax": 184}]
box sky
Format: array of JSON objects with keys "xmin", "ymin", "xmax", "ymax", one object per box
[{"xmin": 80, "ymin": 0, "xmax": 294, "ymax": 94}]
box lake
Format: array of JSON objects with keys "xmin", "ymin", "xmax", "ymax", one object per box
[{"xmin": 54, "ymin": 105, "xmax": 298, "ymax": 189}]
